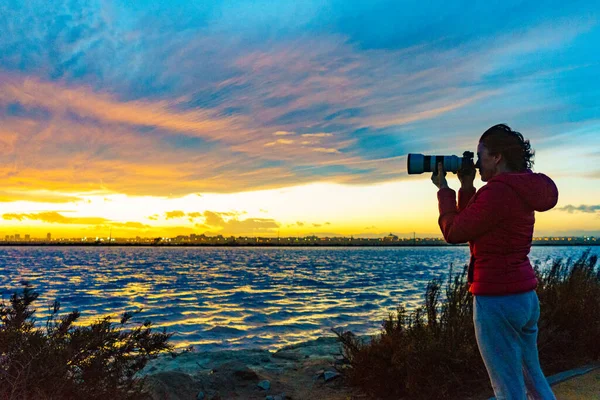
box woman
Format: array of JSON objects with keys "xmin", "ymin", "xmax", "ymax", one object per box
[{"xmin": 432, "ymin": 124, "xmax": 558, "ymax": 399}]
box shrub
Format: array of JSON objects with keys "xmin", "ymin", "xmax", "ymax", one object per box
[
  {"xmin": 0, "ymin": 284, "xmax": 172, "ymax": 400},
  {"xmin": 335, "ymin": 250, "xmax": 600, "ymax": 400},
  {"xmin": 535, "ymin": 249, "xmax": 600, "ymax": 373}
]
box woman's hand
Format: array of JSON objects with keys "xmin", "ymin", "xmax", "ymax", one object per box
[
  {"xmin": 431, "ymin": 162, "xmax": 449, "ymax": 190},
  {"xmin": 457, "ymin": 161, "xmax": 476, "ymax": 190}
]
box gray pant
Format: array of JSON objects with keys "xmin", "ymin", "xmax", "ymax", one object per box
[{"xmin": 473, "ymin": 291, "xmax": 556, "ymax": 400}]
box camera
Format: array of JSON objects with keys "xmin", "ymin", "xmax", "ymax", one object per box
[{"xmin": 407, "ymin": 151, "xmax": 475, "ymax": 174}]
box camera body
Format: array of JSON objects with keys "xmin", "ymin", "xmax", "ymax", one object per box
[{"xmin": 407, "ymin": 151, "xmax": 475, "ymax": 174}]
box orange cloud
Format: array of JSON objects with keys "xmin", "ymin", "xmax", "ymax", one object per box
[
  {"xmin": 312, "ymin": 147, "xmax": 340, "ymax": 154},
  {"xmin": 3, "ymin": 212, "xmax": 108, "ymax": 225},
  {"xmin": 111, "ymin": 221, "xmax": 152, "ymax": 229},
  {"xmin": 0, "ymin": 190, "xmax": 81, "ymax": 203},
  {"xmin": 0, "ymin": 74, "xmax": 251, "ymax": 142},
  {"xmin": 218, "ymin": 218, "xmax": 279, "ymax": 235},
  {"xmin": 203, "ymin": 211, "xmax": 225, "ymax": 226},
  {"xmin": 301, "ymin": 133, "xmax": 332, "ymax": 137},
  {"xmin": 198, "ymin": 210, "xmax": 279, "ymax": 234},
  {"xmin": 165, "ymin": 210, "xmax": 186, "ymax": 219},
  {"xmin": 264, "ymin": 139, "xmax": 294, "ymax": 146}
]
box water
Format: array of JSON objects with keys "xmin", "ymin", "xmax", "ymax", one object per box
[{"xmin": 0, "ymin": 246, "xmax": 596, "ymax": 350}]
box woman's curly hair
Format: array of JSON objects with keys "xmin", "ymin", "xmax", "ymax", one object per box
[{"xmin": 479, "ymin": 124, "xmax": 535, "ymax": 171}]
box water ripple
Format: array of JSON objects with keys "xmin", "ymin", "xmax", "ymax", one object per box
[{"xmin": 0, "ymin": 246, "xmax": 595, "ymax": 351}]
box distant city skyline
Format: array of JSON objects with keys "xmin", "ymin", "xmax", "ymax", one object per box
[
  {"xmin": 1, "ymin": 2, "xmax": 599, "ymax": 238},
  {"xmin": 2, "ymin": 231, "xmax": 598, "ymax": 242}
]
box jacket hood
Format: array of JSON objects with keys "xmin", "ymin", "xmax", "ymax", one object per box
[{"xmin": 490, "ymin": 170, "xmax": 559, "ymax": 212}]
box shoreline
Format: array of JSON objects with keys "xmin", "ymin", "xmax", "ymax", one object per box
[
  {"xmin": 141, "ymin": 335, "xmax": 360, "ymax": 399},
  {"xmin": 141, "ymin": 335, "xmax": 349, "ymax": 377}
]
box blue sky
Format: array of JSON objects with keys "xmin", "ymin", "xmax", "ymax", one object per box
[{"xmin": 0, "ymin": 0, "xmax": 598, "ymax": 237}]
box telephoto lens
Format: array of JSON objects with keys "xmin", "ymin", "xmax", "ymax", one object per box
[{"xmin": 407, "ymin": 151, "xmax": 474, "ymax": 174}]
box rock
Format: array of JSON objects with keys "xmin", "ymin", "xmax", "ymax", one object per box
[
  {"xmin": 334, "ymin": 355, "xmax": 347, "ymax": 366},
  {"xmin": 257, "ymin": 380, "xmax": 271, "ymax": 390},
  {"xmin": 144, "ymin": 371, "xmax": 199, "ymax": 400},
  {"xmin": 212, "ymin": 360, "xmax": 259, "ymax": 382},
  {"xmin": 194, "ymin": 388, "xmax": 221, "ymax": 400},
  {"xmin": 274, "ymin": 336, "xmax": 342, "ymax": 361},
  {"xmin": 323, "ymin": 371, "xmax": 341, "ymax": 382},
  {"xmin": 234, "ymin": 368, "xmax": 259, "ymax": 381},
  {"xmin": 142, "ymin": 348, "xmax": 273, "ymax": 377},
  {"xmin": 260, "ymin": 363, "xmax": 285, "ymax": 373},
  {"xmin": 272, "ymin": 350, "xmax": 302, "ymax": 361},
  {"xmin": 191, "ymin": 361, "xmax": 261, "ymax": 399},
  {"xmin": 265, "ymin": 395, "xmax": 285, "ymax": 400}
]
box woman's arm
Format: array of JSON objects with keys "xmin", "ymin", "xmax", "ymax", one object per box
[
  {"xmin": 437, "ymin": 184, "xmax": 512, "ymax": 244},
  {"xmin": 458, "ymin": 187, "xmax": 476, "ymax": 211},
  {"xmin": 457, "ymin": 158, "xmax": 476, "ymax": 211}
]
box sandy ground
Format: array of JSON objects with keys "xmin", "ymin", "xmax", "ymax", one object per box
[
  {"xmin": 552, "ymin": 368, "xmax": 600, "ymax": 400},
  {"xmin": 466, "ymin": 367, "xmax": 600, "ymax": 400}
]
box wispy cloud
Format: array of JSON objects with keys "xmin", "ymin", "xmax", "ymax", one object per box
[
  {"xmin": 111, "ymin": 221, "xmax": 151, "ymax": 229},
  {"xmin": 0, "ymin": 190, "xmax": 81, "ymax": 203},
  {"xmin": 0, "ymin": 74, "xmax": 248, "ymax": 142},
  {"xmin": 556, "ymin": 204, "xmax": 600, "ymax": 214},
  {"xmin": 264, "ymin": 139, "xmax": 295, "ymax": 147},
  {"xmin": 302, "ymin": 133, "xmax": 333, "ymax": 137},
  {"xmin": 1, "ymin": 211, "xmax": 154, "ymax": 228},
  {"xmin": 3, "ymin": 212, "xmax": 108, "ymax": 225},
  {"xmin": 165, "ymin": 210, "xmax": 186, "ymax": 219},
  {"xmin": 0, "ymin": 2, "xmax": 597, "ymax": 202},
  {"xmin": 586, "ymin": 171, "xmax": 600, "ymax": 179},
  {"xmin": 200, "ymin": 211, "xmax": 279, "ymax": 234}
]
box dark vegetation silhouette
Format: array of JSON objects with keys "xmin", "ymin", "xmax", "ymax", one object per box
[
  {"xmin": 335, "ymin": 250, "xmax": 600, "ymax": 400},
  {"xmin": 0, "ymin": 284, "xmax": 172, "ymax": 399}
]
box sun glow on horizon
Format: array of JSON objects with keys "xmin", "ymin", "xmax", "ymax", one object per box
[{"xmin": 1, "ymin": 173, "xmax": 599, "ymax": 240}]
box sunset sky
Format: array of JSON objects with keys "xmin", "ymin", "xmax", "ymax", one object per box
[{"xmin": 1, "ymin": 1, "xmax": 599, "ymax": 239}]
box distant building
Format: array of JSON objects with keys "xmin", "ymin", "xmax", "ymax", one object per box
[
  {"xmin": 24, "ymin": 234, "xmax": 30, "ymax": 241},
  {"xmin": 383, "ymin": 233, "xmax": 399, "ymax": 242},
  {"xmin": 47, "ymin": 233, "xmax": 51, "ymax": 241},
  {"xmin": 14, "ymin": 234, "xmax": 20, "ymax": 241}
]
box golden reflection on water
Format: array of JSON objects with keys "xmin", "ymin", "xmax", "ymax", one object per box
[{"xmin": 3, "ymin": 246, "xmax": 582, "ymax": 350}]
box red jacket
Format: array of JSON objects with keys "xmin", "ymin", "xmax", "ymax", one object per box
[{"xmin": 437, "ymin": 170, "xmax": 559, "ymax": 295}]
